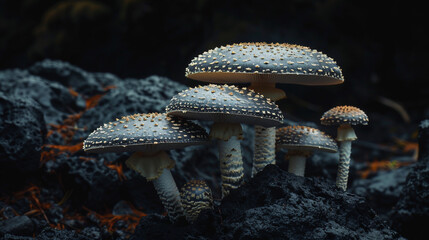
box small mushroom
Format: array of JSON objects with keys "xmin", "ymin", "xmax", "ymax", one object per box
[
  {"xmin": 180, "ymin": 180, "xmax": 213, "ymax": 223},
  {"xmin": 185, "ymin": 42, "xmax": 344, "ymax": 177},
  {"xmin": 276, "ymin": 126, "xmax": 338, "ymax": 176},
  {"xmin": 321, "ymin": 106, "xmax": 369, "ymax": 191},
  {"xmin": 83, "ymin": 113, "xmax": 209, "ymax": 222},
  {"xmin": 166, "ymin": 84, "xmax": 283, "ymax": 197}
]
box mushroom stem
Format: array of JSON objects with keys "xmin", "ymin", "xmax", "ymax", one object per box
[
  {"xmin": 288, "ymin": 155, "xmax": 307, "ymax": 177},
  {"xmin": 218, "ymin": 136, "xmax": 244, "ymax": 198},
  {"xmin": 249, "ymin": 82, "xmax": 285, "ymax": 177},
  {"xmin": 125, "ymin": 151, "xmax": 185, "ymax": 222},
  {"xmin": 252, "ymin": 126, "xmax": 276, "ymax": 177},
  {"xmin": 335, "ymin": 124, "xmax": 357, "ymax": 191},
  {"xmin": 210, "ymin": 122, "xmax": 244, "ymax": 198},
  {"xmin": 285, "ymin": 150, "xmax": 311, "ymax": 177},
  {"xmin": 153, "ymin": 168, "xmax": 185, "ymax": 222},
  {"xmin": 336, "ymin": 140, "xmax": 352, "ymax": 191},
  {"xmin": 249, "ymin": 81, "xmax": 286, "ymax": 102}
]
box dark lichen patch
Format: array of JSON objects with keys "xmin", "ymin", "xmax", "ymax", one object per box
[
  {"xmin": 186, "ymin": 42, "xmax": 344, "ymax": 85},
  {"xmin": 165, "ymin": 84, "xmax": 284, "ymax": 127},
  {"xmin": 83, "ymin": 113, "xmax": 209, "ymax": 153}
]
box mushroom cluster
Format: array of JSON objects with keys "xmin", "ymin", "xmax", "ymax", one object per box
[
  {"xmin": 166, "ymin": 84, "xmax": 283, "ymax": 197},
  {"xmin": 83, "ymin": 42, "xmax": 368, "ymax": 224},
  {"xmin": 186, "ymin": 42, "xmax": 344, "ymax": 178}
]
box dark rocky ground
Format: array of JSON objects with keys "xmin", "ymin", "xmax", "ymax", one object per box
[{"xmin": 0, "ymin": 60, "xmax": 427, "ymax": 239}]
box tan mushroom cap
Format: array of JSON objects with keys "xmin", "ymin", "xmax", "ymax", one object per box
[
  {"xmin": 276, "ymin": 126, "xmax": 338, "ymax": 153},
  {"xmin": 320, "ymin": 106, "xmax": 369, "ymax": 126},
  {"xmin": 186, "ymin": 42, "xmax": 344, "ymax": 85},
  {"xmin": 83, "ymin": 113, "xmax": 209, "ymax": 153}
]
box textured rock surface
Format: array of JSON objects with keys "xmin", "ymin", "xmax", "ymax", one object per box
[
  {"xmin": 350, "ymin": 166, "xmax": 412, "ymax": 216},
  {"xmin": 0, "ymin": 92, "xmax": 46, "ymax": 176},
  {"xmin": 0, "ymin": 216, "xmax": 34, "ymax": 237},
  {"xmin": 389, "ymin": 160, "xmax": 429, "ymax": 240},
  {"xmin": 131, "ymin": 165, "xmax": 402, "ymax": 240},
  {"xmin": 1, "ymin": 60, "xmax": 422, "ymax": 239},
  {"xmin": 418, "ymin": 120, "xmax": 429, "ymax": 162}
]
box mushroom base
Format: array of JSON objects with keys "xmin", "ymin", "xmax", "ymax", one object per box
[
  {"xmin": 218, "ymin": 136, "xmax": 244, "ymax": 198},
  {"xmin": 252, "ymin": 125, "xmax": 276, "ymax": 177}
]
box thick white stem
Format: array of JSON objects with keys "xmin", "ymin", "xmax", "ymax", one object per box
[
  {"xmin": 336, "ymin": 140, "xmax": 352, "ymax": 191},
  {"xmin": 152, "ymin": 169, "xmax": 185, "ymax": 222},
  {"xmin": 252, "ymin": 126, "xmax": 276, "ymax": 177},
  {"xmin": 288, "ymin": 155, "xmax": 306, "ymax": 176},
  {"xmin": 218, "ymin": 136, "xmax": 244, "ymax": 198}
]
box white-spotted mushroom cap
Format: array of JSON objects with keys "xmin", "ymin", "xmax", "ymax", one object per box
[
  {"xmin": 180, "ymin": 180, "xmax": 213, "ymax": 223},
  {"xmin": 165, "ymin": 84, "xmax": 284, "ymax": 127},
  {"xmin": 186, "ymin": 42, "xmax": 344, "ymax": 85},
  {"xmin": 83, "ymin": 113, "xmax": 209, "ymax": 153},
  {"xmin": 320, "ymin": 106, "xmax": 369, "ymax": 126},
  {"xmin": 276, "ymin": 126, "xmax": 338, "ymax": 153}
]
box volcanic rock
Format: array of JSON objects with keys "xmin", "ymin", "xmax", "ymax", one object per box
[
  {"xmin": 350, "ymin": 166, "xmax": 412, "ymax": 216},
  {"xmin": 0, "ymin": 68, "xmax": 83, "ymax": 125},
  {"xmin": 0, "ymin": 216, "xmax": 34, "ymax": 237},
  {"xmin": 388, "ymin": 121, "xmax": 429, "ymax": 240},
  {"xmin": 0, "ymin": 92, "xmax": 46, "ymax": 180},
  {"xmin": 131, "ymin": 165, "xmax": 403, "ymax": 240},
  {"xmin": 418, "ymin": 119, "xmax": 429, "ymax": 162},
  {"xmin": 36, "ymin": 227, "xmax": 92, "ymax": 240}
]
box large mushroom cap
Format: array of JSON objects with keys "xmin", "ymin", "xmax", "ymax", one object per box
[
  {"xmin": 321, "ymin": 105, "xmax": 369, "ymax": 126},
  {"xmin": 165, "ymin": 84, "xmax": 284, "ymax": 127},
  {"xmin": 83, "ymin": 113, "xmax": 209, "ymax": 153},
  {"xmin": 276, "ymin": 126, "xmax": 338, "ymax": 153},
  {"xmin": 186, "ymin": 42, "xmax": 344, "ymax": 85}
]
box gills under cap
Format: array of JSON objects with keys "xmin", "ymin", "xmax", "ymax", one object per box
[
  {"xmin": 165, "ymin": 84, "xmax": 284, "ymax": 127},
  {"xmin": 186, "ymin": 42, "xmax": 344, "ymax": 85},
  {"xmin": 83, "ymin": 113, "xmax": 209, "ymax": 153}
]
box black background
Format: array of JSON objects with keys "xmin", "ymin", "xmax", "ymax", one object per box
[{"xmin": 1, "ymin": 0, "xmax": 427, "ymax": 121}]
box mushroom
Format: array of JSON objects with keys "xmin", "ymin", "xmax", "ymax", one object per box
[
  {"xmin": 83, "ymin": 113, "xmax": 209, "ymax": 222},
  {"xmin": 320, "ymin": 106, "xmax": 369, "ymax": 191},
  {"xmin": 166, "ymin": 84, "xmax": 283, "ymax": 197},
  {"xmin": 185, "ymin": 42, "xmax": 344, "ymax": 177},
  {"xmin": 276, "ymin": 126, "xmax": 338, "ymax": 176},
  {"xmin": 180, "ymin": 180, "xmax": 213, "ymax": 223}
]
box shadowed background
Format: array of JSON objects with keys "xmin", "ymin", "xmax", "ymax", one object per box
[{"xmin": 0, "ymin": 0, "xmax": 427, "ymax": 122}]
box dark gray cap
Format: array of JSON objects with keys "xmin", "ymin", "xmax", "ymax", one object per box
[
  {"xmin": 321, "ymin": 105, "xmax": 369, "ymax": 126},
  {"xmin": 83, "ymin": 113, "xmax": 209, "ymax": 153},
  {"xmin": 276, "ymin": 126, "xmax": 338, "ymax": 153},
  {"xmin": 165, "ymin": 84, "xmax": 284, "ymax": 127},
  {"xmin": 186, "ymin": 42, "xmax": 344, "ymax": 85}
]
